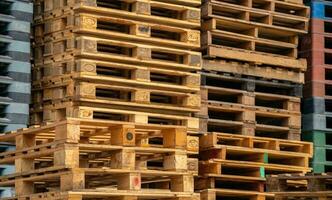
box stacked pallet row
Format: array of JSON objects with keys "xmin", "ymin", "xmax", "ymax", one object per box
[
  {"xmin": 0, "ymin": 0, "xmax": 32, "ymax": 197},
  {"xmin": 197, "ymin": 0, "xmax": 312, "ymax": 199},
  {"xmin": 31, "ymin": 0, "xmax": 202, "ymax": 134},
  {"xmin": 0, "ymin": 118, "xmax": 199, "ymax": 200},
  {"xmin": 267, "ymin": 173, "xmax": 332, "ymax": 199},
  {"xmin": 301, "ymin": 0, "xmax": 332, "ymax": 173}
]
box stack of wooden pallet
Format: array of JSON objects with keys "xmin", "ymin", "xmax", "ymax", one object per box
[
  {"xmin": 196, "ymin": 132, "xmax": 313, "ymax": 200},
  {"xmin": 31, "ymin": 0, "xmax": 202, "ymax": 134},
  {"xmin": 199, "ymin": 0, "xmax": 310, "ymax": 139},
  {"xmin": 300, "ymin": 0, "xmax": 332, "ymax": 173},
  {"xmin": 267, "ymin": 173, "xmax": 332, "ymax": 199},
  {"xmin": 0, "ymin": 118, "xmax": 199, "ymax": 200},
  {"xmin": 196, "ymin": 0, "xmax": 312, "ymax": 199}
]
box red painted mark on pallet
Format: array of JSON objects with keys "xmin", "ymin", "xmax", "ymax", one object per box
[{"xmin": 133, "ymin": 176, "xmax": 141, "ymax": 187}]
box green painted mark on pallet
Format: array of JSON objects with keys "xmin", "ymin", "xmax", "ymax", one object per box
[{"xmin": 260, "ymin": 166, "xmax": 265, "ymax": 178}]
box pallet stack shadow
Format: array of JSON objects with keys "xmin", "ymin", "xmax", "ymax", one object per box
[
  {"xmin": 31, "ymin": 0, "xmax": 202, "ymax": 134},
  {"xmin": 0, "ymin": 0, "xmax": 32, "ymax": 197},
  {"xmin": 0, "ymin": 118, "xmax": 199, "ymax": 200},
  {"xmin": 301, "ymin": 0, "xmax": 332, "ymax": 173},
  {"xmin": 267, "ymin": 173, "xmax": 332, "ymax": 199},
  {"xmin": 196, "ymin": 0, "xmax": 312, "ymax": 199}
]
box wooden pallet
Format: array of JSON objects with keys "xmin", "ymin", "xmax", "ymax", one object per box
[
  {"xmin": 34, "ymin": 0, "xmax": 201, "ymax": 29},
  {"xmin": 201, "ymin": 0, "xmax": 308, "ymax": 69},
  {"xmin": 202, "ymin": 28, "xmax": 298, "ymax": 58},
  {"xmin": 0, "ymin": 119, "xmax": 199, "ymax": 197},
  {"xmin": 34, "ymin": 13, "xmax": 200, "ymax": 50},
  {"xmin": 32, "ymin": 58, "xmax": 200, "ymax": 90},
  {"xmin": 203, "ymin": 59, "xmax": 305, "ymax": 84},
  {"xmin": 200, "ymin": 133, "xmax": 313, "ymax": 156},
  {"xmin": 29, "ymin": 102, "xmax": 200, "ymax": 133},
  {"xmin": 201, "ymin": 85, "xmax": 301, "ymax": 113},
  {"xmin": 199, "ymin": 144, "xmax": 311, "ymax": 173},
  {"xmin": 31, "ymin": 79, "xmax": 200, "ymax": 114},
  {"xmin": 199, "ymin": 71, "xmax": 302, "ymax": 139},
  {"xmin": 202, "ymin": 0, "xmax": 309, "ymax": 33},
  {"xmin": 34, "ymin": 36, "xmax": 202, "ymax": 72},
  {"xmin": 201, "ymin": 71, "xmax": 303, "ymax": 98},
  {"xmin": 266, "ymin": 173, "xmax": 332, "ymax": 199},
  {"xmin": 200, "ymin": 100, "xmax": 301, "ymax": 129},
  {"xmin": 194, "ymin": 133, "xmax": 312, "ymax": 200},
  {"xmin": 199, "ymin": 116, "xmax": 301, "ymax": 140}
]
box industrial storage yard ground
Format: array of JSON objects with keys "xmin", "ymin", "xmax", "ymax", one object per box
[{"xmin": 0, "ymin": 0, "xmax": 331, "ymax": 199}]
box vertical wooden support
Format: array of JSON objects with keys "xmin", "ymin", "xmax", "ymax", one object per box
[
  {"xmin": 187, "ymin": 136, "xmax": 199, "ymax": 153},
  {"xmin": 132, "ymin": 1, "xmax": 150, "ymax": 15},
  {"xmin": 164, "ymin": 152, "xmax": 187, "ymax": 171},
  {"xmin": 266, "ymin": 176, "xmax": 287, "ymax": 192},
  {"xmin": 308, "ymin": 178, "xmax": 326, "ymax": 192},
  {"xmin": 132, "ymin": 90, "xmax": 150, "ymax": 103},
  {"xmin": 163, "ymin": 128, "xmax": 187, "ymax": 149},
  {"xmin": 15, "ymin": 179, "xmax": 34, "ymax": 196},
  {"xmin": 15, "ymin": 134, "xmax": 35, "ymax": 172},
  {"xmin": 110, "ymin": 125, "xmax": 136, "ymax": 146},
  {"xmin": 171, "ymin": 175, "xmax": 194, "ymax": 192},
  {"xmin": 200, "ymin": 190, "xmax": 216, "ymax": 200},
  {"xmin": 118, "ymin": 172, "xmax": 141, "ymax": 190},
  {"xmin": 54, "ymin": 144, "xmax": 80, "ymax": 168},
  {"xmin": 111, "ymin": 149, "xmax": 136, "ymax": 169},
  {"xmin": 67, "ymin": 194, "xmax": 83, "ymax": 200},
  {"xmin": 55, "ymin": 122, "xmax": 80, "ymax": 143},
  {"xmin": 60, "ymin": 169, "xmax": 85, "ymax": 191}
]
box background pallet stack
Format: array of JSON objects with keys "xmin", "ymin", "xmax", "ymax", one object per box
[
  {"xmin": 0, "ymin": 0, "xmax": 32, "ymax": 197},
  {"xmin": 301, "ymin": 0, "xmax": 332, "ymax": 173},
  {"xmin": 31, "ymin": 0, "xmax": 202, "ymax": 135},
  {"xmin": 0, "ymin": 118, "xmax": 199, "ymax": 200},
  {"xmin": 197, "ymin": 0, "xmax": 313, "ymax": 199}
]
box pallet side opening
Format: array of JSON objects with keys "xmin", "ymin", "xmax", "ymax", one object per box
[
  {"xmin": 325, "ymin": 5, "xmax": 332, "ymax": 18},
  {"xmin": 325, "ymin": 37, "xmax": 332, "ymax": 49},
  {"xmin": 325, "ymin": 21, "xmax": 332, "ymax": 33}
]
